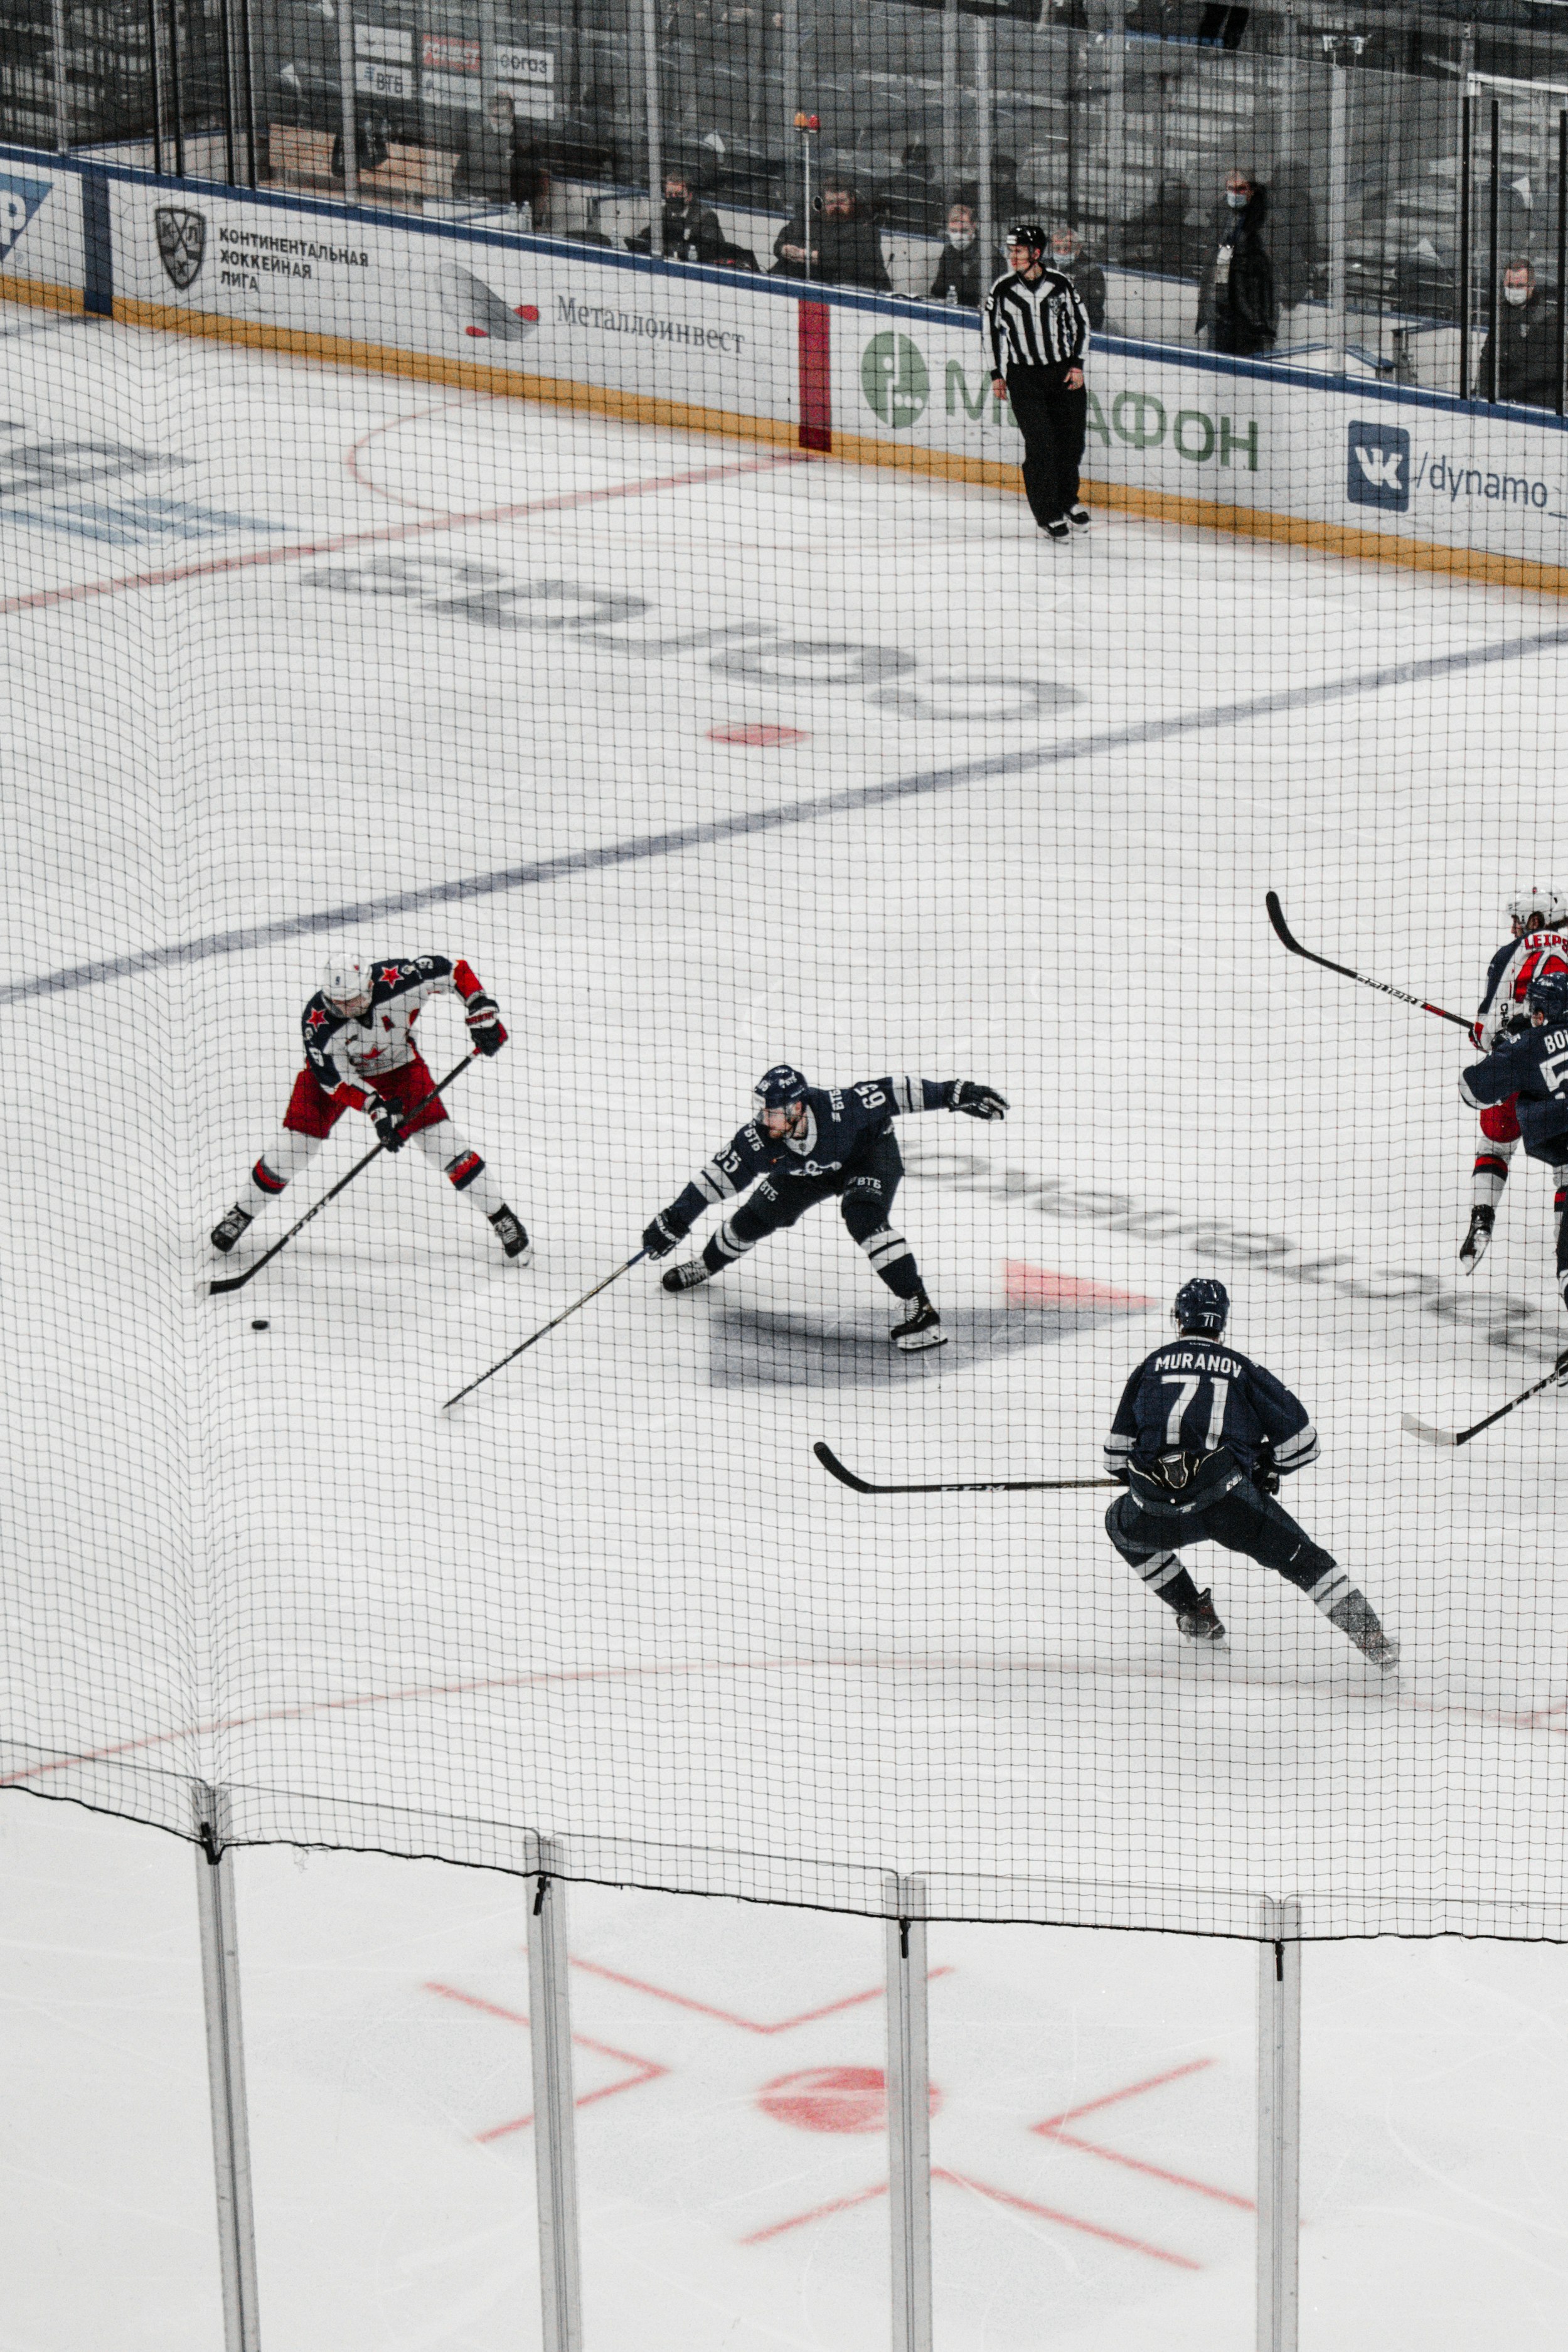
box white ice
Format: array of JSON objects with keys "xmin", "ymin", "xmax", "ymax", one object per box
[{"xmin": 4, "ymin": 299, "xmax": 1568, "ymax": 2340}]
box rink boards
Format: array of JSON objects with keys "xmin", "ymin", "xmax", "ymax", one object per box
[{"xmin": 6, "ymin": 141, "xmax": 1568, "ymax": 594}]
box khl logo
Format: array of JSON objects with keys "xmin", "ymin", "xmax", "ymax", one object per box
[
  {"xmin": 1347, "ymin": 420, "xmax": 1411, "ymax": 512},
  {"xmin": 0, "ymin": 171, "xmax": 53, "ymax": 264}
]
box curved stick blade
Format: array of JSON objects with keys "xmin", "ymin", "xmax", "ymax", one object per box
[
  {"xmin": 813, "ymin": 1441, "xmax": 874, "ymax": 1492},
  {"xmin": 1401, "ymin": 1413, "xmax": 1457, "ymax": 1447}
]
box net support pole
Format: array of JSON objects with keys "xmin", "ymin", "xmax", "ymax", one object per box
[
  {"xmin": 781, "ymin": 0, "xmax": 800, "ymax": 214},
  {"xmin": 940, "ymin": 0, "xmax": 958, "ymax": 207},
  {"xmin": 1486, "ymin": 97, "xmax": 1501, "ymax": 404},
  {"xmin": 50, "ymin": 0, "xmax": 70, "ymax": 150},
  {"xmin": 337, "ymin": 2, "xmax": 358, "ymax": 201},
  {"xmin": 193, "ymin": 1787, "xmax": 262, "ymax": 2352},
  {"xmin": 1255, "ymin": 1896, "xmax": 1301, "ymax": 2352},
  {"xmin": 1326, "ymin": 63, "xmax": 1348, "ymax": 370},
  {"xmin": 528, "ymin": 1839, "xmax": 583, "ymax": 2352},
  {"xmin": 1556, "ymin": 111, "xmax": 1566, "ymax": 416},
  {"xmin": 885, "ymin": 1874, "xmax": 933, "ymax": 2352},
  {"xmin": 1458, "ymin": 88, "xmax": 1473, "ymax": 398},
  {"xmin": 641, "ymin": 0, "xmax": 663, "ymax": 264},
  {"xmin": 975, "ymin": 16, "xmax": 993, "ymax": 294}
]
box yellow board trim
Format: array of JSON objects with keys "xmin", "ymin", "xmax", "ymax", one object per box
[
  {"xmin": 0, "ymin": 272, "xmax": 84, "ymax": 318},
  {"xmin": 13, "ymin": 274, "xmax": 1568, "ymax": 597}
]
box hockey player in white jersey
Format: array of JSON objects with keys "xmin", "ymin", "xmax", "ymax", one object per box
[
  {"xmin": 1459, "ymin": 887, "xmax": 1568, "ymax": 1270},
  {"xmin": 209, "ymin": 954, "xmax": 530, "ymax": 1262}
]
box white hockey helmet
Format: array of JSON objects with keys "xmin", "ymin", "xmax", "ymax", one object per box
[
  {"xmin": 1507, "ymin": 885, "xmax": 1567, "ymax": 931},
  {"xmin": 320, "ymin": 956, "xmax": 372, "ymax": 1013}
]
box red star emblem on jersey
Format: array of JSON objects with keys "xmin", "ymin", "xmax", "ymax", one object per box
[
  {"xmin": 306, "ymin": 1007, "xmax": 329, "ymax": 1029},
  {"xmin": 376, "ymin": 963, "xmax": 402, "ymax": 988}
]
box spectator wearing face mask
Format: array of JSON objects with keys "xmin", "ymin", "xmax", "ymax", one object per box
[
  {"xmin": 1479, "ymin": 259, "xmax": 1564, "ymax": 407},
  {"xmin": 1049, "ymin": 225, "xmax": 1107, "ymax": 333},
  {"xmin": 626, "ymin": 169, "xmax": 730, "ymax": 265},
  {"xmin": 929, "ymin": 203, "xmax": 981, "ymax": 307},
  {"xmin": 772, "ymin": 179, "xmax": 890, "ymax": 291},
  {"xmin": 1196, "ymin": 169, "xmax": 1277, "ymax": 358}
]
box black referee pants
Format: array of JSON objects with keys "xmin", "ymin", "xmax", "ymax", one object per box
[{"xmin": 1006, "ymin": 368, "xmax": 1088, "ymax": 528}]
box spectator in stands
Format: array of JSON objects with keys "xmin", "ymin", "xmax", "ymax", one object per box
[
  {"xmin": 929, "ymin": 202, "xmax": 981, "ymax": 307},
  {"xmin": 626, "ymin": 168, "xmax": 730, "ymax": 265},
  {"xmin": 1195, "ymin": 168, "xmax": 1276, "ymax": 357},
  {"xmin": 773, "ymin": 179, "xmax": 890, "ymax": 291},
  {"xmin": 1480, "ymin": 259, "xmax": 1564, "ymax": 407},
  {"xmin": 454, "ymin": 91, "xmax": 521, "ymax": 208},
  {"xmin": 877, "ymin": 141, "xmax": 941, "ymax": 233},
  {"xmin": 1050, "ymin": 225, "xmax": 1107, "ymax": 332},
  {"xmin": 1123, "ymin": 177, "xmax": 1192, "ymax": 277}
]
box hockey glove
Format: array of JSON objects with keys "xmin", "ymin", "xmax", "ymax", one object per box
[
  {"xmin": 1555, "ymin": 1347, "xmax": 1568, "ymax": 1388},
  {"xmin": 366, "ymin": 1096, "xmax": 407, "ymax": 1153},
  {"xmin": 642, "ymin": 1209, "xmax": 687, "ymax": 1259},
  {"xmin": 465, "ymin": 992, "xmax": 508, "ymax": 1056},
  {"xmin": 949, "ymin": 1078, "xmax": 1009, "ymax": 1122}
]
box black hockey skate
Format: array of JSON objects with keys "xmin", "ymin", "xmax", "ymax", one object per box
[
  {"xmin": 489, "ymin": 1206, "xmax": 533, "ymax": 1264},
  {"xmin": 1042, "ymin": 518, "xmax": 1071, "ymax": 543},
  {"xmin": 1067, "ymin": 505, "xmax": 1091, "ymax": 530},
  {"xmin": 1176, "ymin": 1588, "xmax": 1227, "ymax": 1646},
  {"xmin": 663, "ymin": 1258, "xmax": 715, "ymax": 1292},
  {"xmin": 1328, "ymin": 1591, "xmax": 1400, "ymax": 1674},
  {"xmin": 210, "ymin": 1202, "xmax": 254, "ymax": 1254},
  {"xmin": 892, "ymin": 1290, "xmax": 947, "ymax": 1353},
  {"xmin": 1459, "ymin": 1204, "xmax": 1495, "ymax": 1271}
]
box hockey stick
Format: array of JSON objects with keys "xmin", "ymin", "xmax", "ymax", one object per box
[
  {"xmin": 1266, "ymin": 892, "xmax": 1469, "ymax": 1030},
  {"xmin": 813, "ymin": 1441, "xmax": 1117, "ymax": 1495},
  {"xmin": 442, "ymin": 1251, "xmax": 649, "ymax": 1412},
  {"xmin": 1402, "ymin": 1365, "xmax": 1564, "ymax": 1448},
  {"xmin": 205, "ymin": 1055, "xmax": 477, "ymax": 1297}
]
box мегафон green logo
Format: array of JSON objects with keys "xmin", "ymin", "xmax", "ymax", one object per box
[{"xmin": 861, "ymin": 331, "xmax": 930, "ymax": 427}]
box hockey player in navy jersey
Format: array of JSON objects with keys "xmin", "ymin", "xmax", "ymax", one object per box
[
  {"xmin": 1104, "ymin": 1278, "xmax": 1398, "ymax": 1669},
  {"xmin": 1459, "ymin": 968, "xmax": 1568, "ymax": 1310},
  {"xmin": 641, "ymin": 1064, "xmax": 1008, "ymax": 1352},
  {"xmin": 1459, "ymin": 885, "xmax": 1568, "ymax": 1270},
  {"xmin": 209, "ymin": 954, "xmax": 530, "ymax": 1263}
]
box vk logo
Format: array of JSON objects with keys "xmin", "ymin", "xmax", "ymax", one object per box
[
  {"xmin": 0, "ymin": 171, "xmax": 52, "ymax": 265},
  {"xmin": 1347, "ymin": 420, "xmax": 1411, "ymax": 512}
]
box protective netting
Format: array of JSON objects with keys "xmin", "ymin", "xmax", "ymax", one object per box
[{"xmin": 6, "ymin": 11, "xmax": 1568, "ymax": 1939}]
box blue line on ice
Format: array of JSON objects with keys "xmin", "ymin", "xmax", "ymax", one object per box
[{"xmin": 6, "ymin": 619, "xmax": 1567, "ymax": 1010}]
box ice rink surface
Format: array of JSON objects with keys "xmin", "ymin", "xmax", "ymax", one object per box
[{"xmin": 5, "ymin": 299, "xmax": 1568, "ymax": 2340}]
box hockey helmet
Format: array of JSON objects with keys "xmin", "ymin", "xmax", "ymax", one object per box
[
  {"xmin": 1172, "ymin": 1276, "xmax": 1230, "ymax": 1337},
  {"xmin": 1005, "ymin": 221, "xmax": 1048, "ymax": 262},
  {"xmin": 1508, "ymin": 885, "xmax": 1567, "ymax": 932},
  {"xmin": 320, "ymin": 956, "xmax": 372, "ymax": 1013},
  {"xmin": 1527, "ymin": 970, "xmax": 1568, "ymax": 1025},
  {"xmin": 754, "ymin": 1063, "xmax": 810, "ymax": 1113}
]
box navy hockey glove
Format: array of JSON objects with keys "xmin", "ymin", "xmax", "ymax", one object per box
[
  {"xmin": 366, "ymin": 1096, "xmax": 407, "ymax": 1153},
  {"xmin": 949, "ymin": 1078, "xmax": 1009, "ymax": 1122},
  {"xmin": 465, "ymin": 992, "xmax": 508, "ymax": 1057},
  {"xmin": 642, "ymin": 1209, "xmax": 687, "ymax": 1259}
]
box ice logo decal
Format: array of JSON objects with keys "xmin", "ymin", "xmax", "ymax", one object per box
[
  {"xmin": 154, "ymin": 208, "xmax": 206, "ymax": 291},
  {"xmin": 0, "ymin": 171, "xmax": 53, "ymax": 265},
  {"xmin": 1347, "ymin": 419, "xmax": 1411, "ymax": 512},
  {"xmin": 861, "ymin": 331, "xmax": 929, "ymax": 429}
]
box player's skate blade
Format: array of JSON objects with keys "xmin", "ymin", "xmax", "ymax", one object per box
[
  {"xmin": 1176, "ymin": 1588, "xmax": 1227, "ymax": 1647},
  {"xmin": 891, "ymin": 1294, "xmax": 947, "ymax": 1352},
  {"xmin": 1458, "ymin": 1204, "xmax": 1494, "ymax": 1271},
  {"xmin": 210, "ymin": 1203, "xmax": 254, "ymax": 1254},
  {"xmin": 488, "ymin": 1206, "xmax": 532, "ymax": 1263},
  {"xmin": 663, "ymin": 1258, "xmax": 715, "ymax": 1292}
]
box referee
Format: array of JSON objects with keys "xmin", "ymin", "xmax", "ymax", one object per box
[{"xmin": 984, "ymin": 223, "xmax": 1092, "ymax": 542}]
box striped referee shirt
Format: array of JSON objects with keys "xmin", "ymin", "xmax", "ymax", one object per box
[{"xmin": 983, "ymin": 265, "xmax": 1091, "ymax": 376}]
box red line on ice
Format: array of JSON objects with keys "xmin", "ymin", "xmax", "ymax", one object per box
[
  {"xmin": 0, "ymin": 447, "xmax": 811, "ymax": 618},
  {"xmin": 741, "ymin": 2170, "xmax": 1200, "ymax": 2268},
  {"xmin": 423, "ymin": 1979, "xmax": 668, "ymax": 2141},
  {"xmin": 570, "ymin": 1954, "xmax": 952, "ymax": 2033},
  {"xmin": 1032, "ymin": 2059, "xmax": 1253, "ymax": 2211}
]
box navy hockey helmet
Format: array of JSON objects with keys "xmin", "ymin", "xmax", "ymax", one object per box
[
  {"xmin": 754, "ymin": 1064, "xmax": 810, "ymax": 1113},
  {"xmin": 1006, "ymin": 220, "xmax": 1048, "ymax": 260},
  {"xmin": 1172, "ymin": 1276, "xmax": 1230, "ymax": 1337},
  {"xmin": 1527, "ymin": 970, "xmax": 1568, "ymax": 1025}
]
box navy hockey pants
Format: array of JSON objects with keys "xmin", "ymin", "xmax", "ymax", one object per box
[
  {"xmin": 1105, "ymin": 1479, "xmax": 1356, "ymax": 1622},
  {"xmin": 698, "ymin": 1131, "xmax": 923, "ymax": 1299}
]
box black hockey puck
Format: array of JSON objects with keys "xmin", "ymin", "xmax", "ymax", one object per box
[{"xmin": 251, "ymin": 1319, "xmax": 269, "ymax": 1331}]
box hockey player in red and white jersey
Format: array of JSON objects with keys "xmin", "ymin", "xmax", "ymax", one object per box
[
  {"xmin": 1459, "ymin": 886, "xmax": 1568, "ymax": 1270},
  {"xmin": 209, "ymin": 954, "xmax": 531, "ymax": 1262}
]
